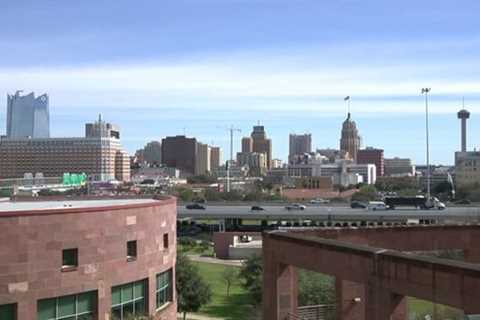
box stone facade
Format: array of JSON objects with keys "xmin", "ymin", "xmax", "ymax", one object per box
[
  {"xmin": 263, "ymin": 225, "xmax": 480, "ymax": 320},
  {"xmin": 0, "ymin": 198, "xmax": 177, "ymax": 320}
]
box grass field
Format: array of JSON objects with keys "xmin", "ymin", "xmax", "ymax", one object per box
[
  {"xmin": 408, "ymin": 297, "xmax": 464, "ymax": 320},
  {"xmin": 193, "ymin": 262, "xmax": 257, "ymax": 320}
]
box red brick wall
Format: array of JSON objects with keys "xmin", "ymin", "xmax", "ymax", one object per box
[{"xmin": 0, "ymin": 198, "xmax": 177, "ymax": 320}]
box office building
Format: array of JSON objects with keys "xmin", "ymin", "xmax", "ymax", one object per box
[
  {"xmin": 455, "ymin": 151, "xmax": 480, "ymax": 187},
  {"xmin": 289, "ymin": 134, "xmax": 312, "ymax": 161},
  {"xmin": 85, "ymin": 115, "xmax": 120, "ymax": 139},
  {"xmin": 339, "ymin": 113, "xmax": 361, "ymax": 161},
  {"xmin": 271, "ymin": 159, "xmax": 283, "ymax": 169},
  {"xmin": 384, "ymin": 157, "xmax": 415, "ymax": 177},
  {"xmin": 316, "ymin": 149, "xmax": 349, "ymax": 163},
  {"xmin": 247, "ymin": 125, "xmax": 272, "ymax": 169},
  {"xmin": 161, "ymin": 136, "xmax": 198, "ymax": 176},
  {"xmin": 135, "ymin": 141, "xmax": 162, "ymax": 165},
  {"xmin": 7, "ymin": 91, "xmax": 50, "ymax": 138},
  {"xmin": 241, "ymin": 137, "xmax": 253, "ymax": 153},
  {"xmin": 210, "ymin": 146, "xmax": 222, "ymax": 171},
  {"xmin": 237, "ymin": 152, "xmax": 268, "ymax": 176},
  {"xmin": 357, "ymin": 147, "xmax": 384, "ymax": 177},
  {"xmin": 288, "ymin": 153, "xmax": 376, "ymax": 186},
  {"xmin": 0, "ymin": 117, "xmax": 130, "ymax": 181},
  {"xmin": 196, "ymin": 143, "xmax": 211, "ymax": 175},
  {"xmin": 0, "ymin": 198, "xmax": 177, "ymax": 320}
]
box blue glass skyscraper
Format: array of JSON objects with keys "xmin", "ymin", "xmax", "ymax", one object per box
[{"xmin": 6, "ymin": 91, "xmax": 50, "ymax": 138}]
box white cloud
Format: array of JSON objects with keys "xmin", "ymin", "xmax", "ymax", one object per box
[{"xmin": 0, "ymin": 46, "xmax": 479, "ymax": 113}]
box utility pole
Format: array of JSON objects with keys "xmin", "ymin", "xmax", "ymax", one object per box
[{"xmin": 421, "ymin": 88, "xmax": 431, "ymax": 199}]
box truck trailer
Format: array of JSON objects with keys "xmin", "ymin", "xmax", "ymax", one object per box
[{"xmin": 384, "ymin": 196, "xmax": 446, "ymax": 210}]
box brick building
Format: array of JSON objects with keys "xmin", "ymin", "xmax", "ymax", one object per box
[
  {"xmin": 161, "ymin": 136, "xmax": 198, "ymax": 176},
  {"xmin": 0, "ymin": 116, "xmax": 130, "ymax": 181},
  {"xmin": 357, "ymin": 147, "xmax": 384, "ymax": 177}
]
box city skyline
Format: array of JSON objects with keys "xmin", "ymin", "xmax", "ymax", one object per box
[
  {"xmin": 1, "ymin": 105, "xmax": 478, "ymax": 165},
  {"xmin": 2, "ymin": 1, "xmax": 480, "ymax": 164}
]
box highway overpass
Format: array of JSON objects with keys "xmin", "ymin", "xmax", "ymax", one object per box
[{"xmin": 178, "ymin": 205, "xmax": 480, "ymax": 226}]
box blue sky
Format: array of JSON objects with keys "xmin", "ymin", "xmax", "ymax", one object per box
[{"xmin": 1, "ymin": 0, "xmax": 480, "ymax": 164}]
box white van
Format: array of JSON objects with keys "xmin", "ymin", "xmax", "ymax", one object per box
[{"xmin": 367, "ymin": 201, "xmax": 388, "ymax": 211}]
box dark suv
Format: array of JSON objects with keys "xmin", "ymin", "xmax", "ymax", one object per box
[
  {"xmin": 186, "ymin": 203, "xmax": 206, "ymax": 210},
  {"xmin": 350, "ymin": 201, "xmax": 367, "ymax": 209}
]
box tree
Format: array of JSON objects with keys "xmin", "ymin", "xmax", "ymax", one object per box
[
  {"xmin": 177, "ymin": 188, "xmax": 194, "ymax": 202},
  {"xmin": 204, "ymin": 188, "xmax": 222, "ymax": 201},
  {"xmin": 239, "ymin": 255, "xmax": 263, "ymax": 304},
  {"xmin": 298, "ymin": 270, "xmax": 335, "ymax": 306},
  {"xmin": 351, "ymin": 185, "xmax": 377, "ymax": 202},
  {"xmin": 176, "ymin": 253, "xmax": 212, "ymax": 320},
  {"xmin": 221, "ymin": 267, "xmax": 238, "ymax": 297}
]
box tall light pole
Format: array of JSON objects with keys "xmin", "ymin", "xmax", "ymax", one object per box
[{"xmin": 421, "ymin": 88, "xmax": 431, "ymax": 199}]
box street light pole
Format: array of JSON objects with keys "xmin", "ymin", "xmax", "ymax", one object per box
[{"xmin": 421, "ymin": 88, "xmax": 431, "ymax": 199}]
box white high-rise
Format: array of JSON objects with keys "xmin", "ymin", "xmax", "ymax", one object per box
[{"xmin": 7, "ymin": 91, "xmax": 50, "ymax": 138}]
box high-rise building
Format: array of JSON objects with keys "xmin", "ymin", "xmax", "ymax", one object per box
[
  {"xmin": 357, "ymin": 147, "xmax": 385, "ymax": 177},
  {"xmin": 196, "ymin": 143, "xmax": 211, "ymax": 175},
  {"xmin": 242, "ymin": 137, "xmax": 253, "ymax": 153},
  {"xmin": 340, "ymin": 113, "xmax": 361, "ymax": 161},
  {"xmin": 250, "ymin": 125, "xmax": 272, "ymax": 169},
  {"xmin": 289, "ymin": 134, "xmax": 312, "ymax": 160},
  {"xmin": 7, "ymin": 91, "xmax": 50, "ymax": 138},
  {"xmin": 384, "ymin": 157, "xmax": 415, "ymax": 177},
  {"xmin": 210, "ymin": 146, "xmax": 222, "ymax": 171},
  {"xmin": 236, "ymin": 152, "xmax": 268, "ymax": 176},
  {"xmin": 135, "ymin": 141, "xmax": 162, "ymax": 165},
  {"xmin": 85, "ymin": 114, "xmax": 120, "ymax": 139},
  {"xmin": 161, "ymin": 136, "xmax": 198, "ymax": 176},
  {"xmin": 0, "ymin": 117, "xmax": 130, "ymax": 181}
]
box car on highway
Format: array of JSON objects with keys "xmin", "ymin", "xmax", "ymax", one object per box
[
  {"xmin": 309, "ymin": 198, "xmax": 330, "ymax": 204},
  {"xmin": 367, "ymin": 201, "xmax": 388, "ymax": 211},
  {"xmin": 350, "ymin": 201, "xmax": 367, "ymax": 209},
  {"xmin": 250, "ymin": 206, "xmax": 265, "ymax": 211},
  {"xmin": 185, "ymin": 203, "xmax": 206, "ymax": 210},
  {"xmin": 285, "ymin": 203, "xmax": 306, "ymax": 211}
]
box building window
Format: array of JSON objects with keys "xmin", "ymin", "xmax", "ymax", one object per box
[
  {"xmin": 163, "ymin": 233, "xmax": 169, "ymax": 249},
  {"xmin": 127, "ymin": 240, "xmax": 137, "ymax": 261},
  {"xmin": 111, "ymin": 279, "xmax": 147, "ymax": 320},
  {"xmin": 62, "ymin": 248, "xmax": 78, "ymax": 270},
  {"xmin": 156, "ymin": 269, "xmax": 173, "ymax": 309},
  {"xmin": 0, "ymin": 303, "xmax": 16, "ymax": 320},
  {"xmin": 37, "ymin": 291, "xmax": 96, "ymax": 320}
]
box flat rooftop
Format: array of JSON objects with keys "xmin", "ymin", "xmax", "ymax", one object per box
[{"xmin": 0, "ymin": 198, "xmax": 159, "ymax": 213}]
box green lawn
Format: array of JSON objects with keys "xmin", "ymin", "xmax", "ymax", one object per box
[
  {"xmin": 408, "ymin": 297, "xmax": 464, "ymax": 320},
  {"xmin": 193, "ymin": 262, "xmax": 256, "ymax": 320},
  {"xmin": 178, "ymin": 243, "xmax": 214, "ymax": 257}
]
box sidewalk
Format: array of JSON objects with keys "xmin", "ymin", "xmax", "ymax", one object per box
[
  {"xmin": 187, "ymin": 254, "xmax": 244, "ymax": 267},
  {"xmin": 177, "ymin": 313, "xmax": 224, "ymax": 320}
]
